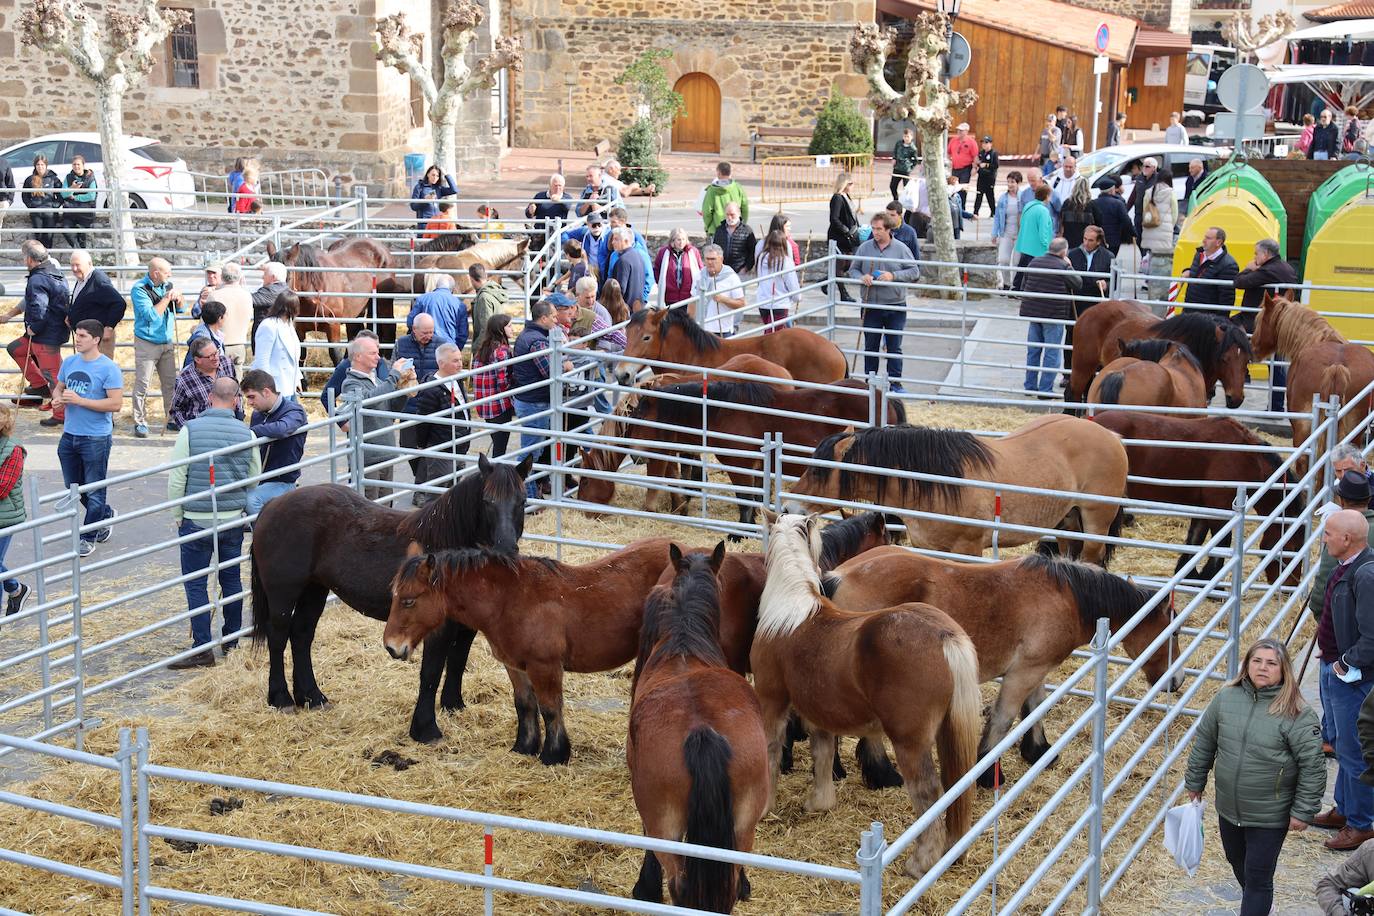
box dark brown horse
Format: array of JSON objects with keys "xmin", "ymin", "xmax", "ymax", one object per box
[
  {"xmin": 1087, "ymin": 339, "xmax": 1208, "ymax": 414},
  {"xmin": 267, "ymin": 239, "xmax": 395, "ymax": 351},
  {"xmin": 615, "ymin": 308, "xmax": 848, "ymax": 386},
  {"xmin": 629, "ymin": 543, "xmax": 768, "ymax": 913},
  {"xmin": 384, "ymin": 538, "xmax": 676, "ymax": 765},
  {"xmin": 251, "ymin": 454, "xmax": 531, "ymax": 743},
  {"xmin": 1068, "ymin": 305, "xmax": 1252, "ymax": 408},
  {"xmin": 1092, "ymin": 411, "xmax": 1299, "ymax": 584}
]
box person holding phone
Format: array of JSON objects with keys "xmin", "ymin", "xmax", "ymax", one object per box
[{"xmin": 130, "ymin": 257, "xmax": 184, "ymax": 438}]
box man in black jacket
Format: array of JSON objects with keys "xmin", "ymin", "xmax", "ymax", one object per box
[
  {"xmin": 68, "ymin": 249, "xmax": 126, "ymax": 358},
  {"xmin": 1090, "ymin": 177, "xmax": 1136, "ymax": 255},
  {"xmin": 1019, "ymin": 237, "xmax": 1081, "ymax": 397},
  {"xmin": 1233, "ymin": 238, "xmax": 1297, "ymax": 333},
  {"xmin": 1065, "ymin": 227, "xmax": 1112, "ymax": 376},
  {"xmin": 250, "ymin": 261, "xmax": 289, "ymax": 343},
  {"xmin": 1180, "ymin": 226, "xmax": 1240, "ymax": 316},
  {"xmin": 404, "ymin": 341, "xmax": 469, "ymax": 506},
  {"xmin": 3, "ymin": 240, "xmax": 70, "ymax": 417},
  {"xmin": 711, "ymin": 201, "xmax": 756, "ymax": 276},
  {"xmin": 241, "ymin": 369, "xmax": 308, "ymax": 520}
]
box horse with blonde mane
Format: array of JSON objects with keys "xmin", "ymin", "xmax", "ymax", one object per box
[{"xmin": 751, "ymin": 513, "xmax": 980, "ymax": 879}]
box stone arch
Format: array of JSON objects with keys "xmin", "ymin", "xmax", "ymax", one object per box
[{"xmin": 662, "ymin": 51, "xmax": 749, "ymax": 157}]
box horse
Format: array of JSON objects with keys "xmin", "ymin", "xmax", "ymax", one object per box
[
  {"xmin": 1092, "ymin": 411, "xmax": 1299, "ymax": 585},
  {"xmin": 621, "ymin": 379, "xmax": 906, "ymax": 530},
  {"xmin": 577, "ymin": 355, "xmax": 797, "ymax": 512},
  {"xmin": 826, "ymin": 547, "xmax": 1181, "ymax": 787},
  {"xmin": 751, "ymin": 514, "xmax": 981, "ymax": 879},
  {"xmin": 615, "ymin": 308, "xmax": 848, "ymax": 386},
  {"xmin": 1252, "ymin": 292, "xmax": 1374, "ymax": 474},
  {"xmin": 629, "ymin": 543, "xmax": 768, "ymax": 913},
  {"xmin": 1087, "ymin": 339, "xmax": 1208, "ymax": 414},
  {"xmin": 1068, "ymin": 305, "xmax": 1252, "ymax": 408},
  {"xmin": 267, "ymin": 239, "xmax": 395, "ymax": 353},
  {"xmin": 250, "ymin": 454, "xmax": 531, "ymax": 743},
  {"xmin": 784, "ymin": 415, "xmax": 1129, "ymax": 565},
  {"xmin": 384, "ymin": 538, "xmax": 676, "ymax": 765}
]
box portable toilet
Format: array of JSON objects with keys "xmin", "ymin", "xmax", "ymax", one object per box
[
  {"xmin": 1189, "ymin": 161, "xmax": 1288, "ymax": 253},
  {"xmin": 1303, "ymin": 164, "xmax": 1374, "ymax": 269},
  {"xmin": 1304, "ymin": 194, "xmax": 1374, "ymax": 347}
]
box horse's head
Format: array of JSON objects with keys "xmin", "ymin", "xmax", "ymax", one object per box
[
  {"xmin": 476, "ymin": 452, "xmax": 532, "ymax": 555},
  {"xmin": 782, "ymin": 429, "xmax": 856, "ymax": 515},
  {"xmin": 616, "ymin": 309, "xmax": 666, "ymax": 386},
  {"xmin": 765, "ymin": 511, "xmax": 824, "ymax": 567},
  {"xmin": 1250, "ymin": 291, "xmax": 1284, "ymax": 360},
  {"xmin": 1215, "ymin": 320, "xmax": 1254, "ymax": 410},
  {"xmin": 1121, "ymin": 588, "xmax": 1184, "ymax": 693},
  {"xmin": 384, "ymin": 550, "xmax": 450, "ymax": 661}
]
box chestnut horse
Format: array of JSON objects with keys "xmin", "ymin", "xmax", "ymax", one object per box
[
  {"xmin": 827, "ymin": 547, "xmax": 1181, "ymax": 787},
  {"xmin": 1092, "ymin": 411, "xmax": 1299, "ymax": 585},
  {"xmin": 752, "ymin": 514, "xmax": 980, "ymax": 879},
  {"xmin": 268, "ymin": 239, "xmax": 394, "ymax": 352},
  {"xmin": 785, "ymin": 415, "xmax": 1128, "ymax": 565},
  {"xmin": 384, "ymin": 538, "xmax": 675, "ymax": 765},
  {"xmin": 615, "ymin": 308, "xmax": 848, "ymax": 386},
  {"xmin": 1252, "ymin": 292, "xmax": 1374, "ymax": 474},
  {"xmin": 1068, "ymin": 304, "xmax": 1252, "ymax": 407},
  {"xmin": 1087, "ymin": 339, "xmax": 1208, "ymax": 414},
  {"xmin": 629, "ymin": 543, "xmax": 768, "ymax": 913},
  {"xmin": 250, "ymin": 454, "xmax": 531, "ymax": 742}
]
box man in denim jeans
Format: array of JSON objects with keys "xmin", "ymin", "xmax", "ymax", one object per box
[
  {"xmin": 166, "ymin": 378, "xmax": 260, "ymax": 669},
  {"xmin": 510, "ymin": 300, "xmax": 572, "ymax": 500},
  {"xmin": 1018, "ymin": 237, "xmax": 1081, "ymax": 398},
  {"xmin": 51, "ymin": 320, "xmax": 123, "ymax": 557}
]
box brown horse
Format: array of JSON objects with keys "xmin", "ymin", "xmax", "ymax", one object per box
[
  {"xmin": 1068, "ymin": 304, "xmax": 1252, "ymax": 408},
  {"xmin": 752, "ymin": 514, "xmax": 980, "ymax": 879},
  {"xmin": 268, "ymin": 239, "xmax": 395, "ymax": 350},
  {"xmin": 615, "ymin": 308, "xmax": 848, "ymax": 386},
  {"xmin": 827, "ymin": 547, "xmax": 1181, "ymax": 787},
  {"xmin": 1092, "ymin": 411, "xmax": 1299, "ymax": 585},
  {"xmin": 1252, "ymin": 292, "xmax": 1374, "ymax": 472},
  {"xmin": 384, "ymin": 538, "xmax": 674, "ymax": 765},
  {"xmin": 785, "ymin": 415, "xmax": 1129, "ymax": 564},
  {"xmin": 629, "ymin": 543, "xmax": 768, "ymax": 912},
  {"xmin": 1087, "ymin": 339, "xmax": 1208, "ymax": 413},
  {"xmin": 578, "ymin": 355, "xmax": 796, "ymax": 512}
]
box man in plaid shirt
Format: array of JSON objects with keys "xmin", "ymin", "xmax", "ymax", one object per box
[{"xmin": 169, "ymin": 337, "xmax": 238, "ymax": 429}]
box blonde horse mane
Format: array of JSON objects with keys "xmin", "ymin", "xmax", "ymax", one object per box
[
  {"xmin": 1269, "ymin": 295, "xmax": 1346, "ymax": 356},
  {"xmin": 757, "ymin": 514, "xmax": 824, "ymax": 639}
]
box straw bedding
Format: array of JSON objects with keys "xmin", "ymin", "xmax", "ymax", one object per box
[{"xmin": 0, "ymin": 398, "xmax": 1323, "ymax": 914}]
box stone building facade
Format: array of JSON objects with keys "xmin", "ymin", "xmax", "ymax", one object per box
[{"xmin": 1065, "ymin": 0, "xmax": 1191, "ymax": 36}]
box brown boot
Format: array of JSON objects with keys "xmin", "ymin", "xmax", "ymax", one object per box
[
  {"xmin": 1314, "ymin": 807, "xmax": 1347, "ymax": 829},
  {"xmin": 168, "ymin": 650, "xmax": 216, "ymax": 670},
  {"xmin": 1324, "ymin": 825, "xmax": 1374, "ymax": 851}
]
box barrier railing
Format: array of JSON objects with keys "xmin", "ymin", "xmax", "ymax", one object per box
[{"xmin": 760, "ymin": 153, "xmax": 877, "ymax": 206}]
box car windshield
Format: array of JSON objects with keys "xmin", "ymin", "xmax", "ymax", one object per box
[
  {"xmin": 1076, "ymin": 149, "xmax": 1128, "ymax": 179},
  {"xmin": 132, "ymin": 143, "xmax": 179, "ymax": 163}
]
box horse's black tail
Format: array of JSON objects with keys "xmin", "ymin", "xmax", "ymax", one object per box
[
  {"xmin": 251, "ymin": 552, "xmax": 270, "ymax": 647},
  {"xmin": 680, "ymin": 727, "xmax": 737, "ymax": 913},
  {"xmin": 1098, "ymin": 372, "xmax": 1125, "ymax": 405}
]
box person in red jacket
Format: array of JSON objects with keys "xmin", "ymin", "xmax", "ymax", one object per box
[
  {"xmin": 654, "ymin": 227, "xmax": 702, "ymax": 307},
  {"xmin": 947, "ymin": 122, "xmax": 980, "ymax": 212}
]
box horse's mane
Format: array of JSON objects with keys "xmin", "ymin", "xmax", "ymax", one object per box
[
  {"xmin": 1153, "ymin": 314, "xmax": 1253, "ymax": 365},
  {"xmin": 394, "ymin": 548, "xmax": 522, "ymax": 591},
  {"xmin": 416, "ymin": 231, "xmax": 479, "ymax": 253},
  {"xmin": 637, "ymin": 557, "xmax": 727, "ymax": 674},
  {"xmin": 758, "ymin": 516, "xmax": 823, "ymax": 639},
  {"xmin": 818, "ymin": 511, "xmax": 890, "ymax": 571},
  {"xmin": 399, "ymin": 464, "xmax": 525, "ymax": 550},
  {"xmin": 812, "ymin": 425, "xmax": 995, "ymax": 507},
  {"xmin": 631, "ymin": 380, "xmax": 776, "ymax": 428},
  {"xmin": 1019, "ymin": 553, "xmax": 1157, "ymax": 628},
  {"xmin": 660, "ymin": 307, "xmax": 723, "ymax": 352},
  {"xmin": 1121, "ymin": 338, "xmax": 1202, "ymax": 372},
  {"xmin": 1271, "ymin": 296, "xmax": 1346, "ymax": 355},
  {"xmin": 287, "ymin": 243, "xmax": 328, "ymax": 292}
]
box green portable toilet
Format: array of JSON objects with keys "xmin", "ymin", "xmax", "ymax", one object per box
[
  {"xmin": 1303, "ymin": 163, "xmax": 1374, "ymax": 257},
  {"xmin": 1188, "ymin": 160, "xmax": 1288, "ymax": 252}
]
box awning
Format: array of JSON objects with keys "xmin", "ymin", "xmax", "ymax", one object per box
[
  {"xmin": 876, "ymin": 0, "xmax": 1138, "ymax": 64},
  {"xmin": 1286, "ymin": 17, "xmax": 1374, "ymax": 39},
  {"xmin": 1302, "ymin": 3, "xmax": 1374, "ymax": 24},
  {"xmin": 1263, "ymin": 64, "xmax": 1374, "ymax": 84},
  {"xmin": 1135, "ymin": 28, "xmax": 1192, "ymax": 55}
]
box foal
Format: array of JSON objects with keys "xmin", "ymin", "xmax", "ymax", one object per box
[{"xmin": 629, "ymin": 543, "xmax": 768, "ymax": 913}]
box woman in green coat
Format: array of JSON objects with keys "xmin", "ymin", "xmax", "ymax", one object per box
[
  {"xmin": 0, "ymin": 404, "xmax": 30, "ymax": 625},
  {"xmin": 1185, "ymin": 638, "xmax": 1326, "ymax": 916}
]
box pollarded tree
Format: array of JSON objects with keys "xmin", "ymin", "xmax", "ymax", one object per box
[
  {"xmin": 20, "ymin": 0, "xmax": 189, "ymax": 266},
  {"xmin": 852, "ymin": 15, "xmax": 977, "ymax": 291},
  {"xmin": 1223, "ymin": 12, "xmax": 1296, "ymax": 62},
  {"xmin": 375, "ymin": 2, "xmax": 523, "ymax": 179}
]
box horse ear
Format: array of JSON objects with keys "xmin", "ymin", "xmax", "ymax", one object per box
[
  {"xmin": 761, "ymin": 507, "xmax": 779, "ymax": 527},
  {"xmin": 669, "ymin": 543, "xmax": 685, "ymax": 569},
  {"xmin": 406, "ymin": 541, "xmax": 424, "ymax": 558},
  {"xmin": 1115, "ymin": 337, "xmax": 1128, "ymax": 358},
  {"xmin": 478, "ymin": 452, "xmax": 493, "ymax": 475},
  {"xmin": 515, "ymin": 453, "xmax": 535, "ymax": 479},
  {"xmin": 710, "ymin": 540, "xmax": 727, "ymax": 572},
  {"xmin": 1215, "ymin": 323, "xmax": 1225, "ymax": 343},
  {"xmin": 1261, "ymin": 290, "xmax": 1275, "ymax": 309},
  {"xmin": 265, "ymin": 240, "xmax": 277, "ymax": 259}
]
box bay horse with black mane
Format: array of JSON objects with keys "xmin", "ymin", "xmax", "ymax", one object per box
[
  {"xmin": 267, "ymin": 239, "xmax": 395, "ymax": 356},
  {"xmin": 629, "ymin": 543, "xmax": 768, "ymax": 913},
  {"xmin": 1087, "ymin": 339, "xmax": 1208, "ymax": 413},
  {"xmin": 1068, "ymin": 305, "xmax": 1252, "ymax": 407},
  {"xmin": 251, "ymin": 454, "xmax": 531, "ymax": 744},
  {"xmin": 615, "ymin": 308, "xmax": 848, "ymax": 386}
]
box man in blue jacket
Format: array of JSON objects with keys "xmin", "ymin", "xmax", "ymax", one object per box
[
  {"xmin": 241, "ymin": 369, "xmax": 308, "ymax": 519},
  {"xmin": 607, "ymin": 228, "xmax": 652, "ymax": 311},
  {"xmin": 3, "ymin": 240, "xmax": 70, "ymax": 424},
  {"xmin": 129, "ymin": 257, "xmax": 184, "ymax": 437}
]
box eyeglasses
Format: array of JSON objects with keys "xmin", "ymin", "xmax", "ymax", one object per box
[{"xmin": 195, "ymin": 352, "xmax": 219, "ymax": 360}]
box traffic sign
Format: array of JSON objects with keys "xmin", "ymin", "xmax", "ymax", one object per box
[
  {"xmin": 1212, "ymin": 111, "xmax": 1266, "ymax": 142},
  {"xmin": 947, "ymin": 31, "xmax": 972, "ymax": 79},
  {"xmin": 1095, "ymin": 22, "xmax": 1110, "ymax": 54},
  {"xmin": 1215, "ymin": 64, "xmax": 1269, "ymax": 113}
]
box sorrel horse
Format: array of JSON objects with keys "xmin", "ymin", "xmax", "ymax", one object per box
[
  {"xmin": 1087, "ymin": 339, "xmax": 1208, "ymax": 413},
  {"xmin": 250, "ymin": 454, "xmax": 530, "ymax": 741},
  {"xmin": 752, "ymin": 514, "xmax": 980, "ymax": 879},
  {"xmin": 1092, "ymin": 411, "xmax": 1299, "ymax": 585},
  {"xmin": 622, "ymin": 379, "xmax": 906, "ymax": 529},
  {"xmin": 267, "ymin": 239, "xmax": 395, "ymax": 352},
  {"xmin": 615, "ymin": 308, "xmax": 848, "ymax": 386},
  {"xmin": 1068, "ymin": 305, "xmax": 1252, "ymax": 408},
  {"xmin": 785, "ymin": 415, "xmax": 1129, "ymax": 565},
  {"xmin": 826, "ymin": 547, "xmax": 1181, "ymax": 787},
  {"xmin": 1252, "ymin": 292, "xmax": 1374, "ymax": 474},
  {"xmin": 384, "ymin": 538, "xmax": 676, "ymax": 765},
  {"xmin": 629, "ymin": 543, "xmax": 768, "ymax": 912}
]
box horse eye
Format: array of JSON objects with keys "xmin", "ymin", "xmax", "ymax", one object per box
[
  {"xmin": 401, "ymin": 598, "xmax": 415, "ymax": 608},
  {"xmin": 642, "ymin": 334, "xmax": 651, "ymax": 342}
]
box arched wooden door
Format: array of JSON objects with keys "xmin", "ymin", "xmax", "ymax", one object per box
[{"xmin": 672, "ymin": 73, "xmax": 721, "ymax": 153}]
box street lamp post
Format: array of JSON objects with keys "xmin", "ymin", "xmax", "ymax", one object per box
[{"xmin": 937, "ymin": 0, "xmax": 962, "ymax": 168}]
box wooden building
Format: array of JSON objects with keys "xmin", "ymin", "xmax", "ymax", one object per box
[{"xmin": 1122, "ymin": 29, "xmax": 1194, "ymax": 131}]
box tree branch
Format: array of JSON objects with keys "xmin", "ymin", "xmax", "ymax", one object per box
[
  {"xmin": 375, "ymin": 12, "xmax": 438, "ymax": 107},
  {"xmin": 460, "ymin": 35, "xmax": 523, "ymax": 96},
  {"xmin": 850, "ymin": 24, "xmax": 907, "ymax": 119},
  {"xmin": 20, "ymin": 0, "xmax": 105, "ymax": 79}
]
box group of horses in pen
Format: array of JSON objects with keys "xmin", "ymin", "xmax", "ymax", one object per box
[{"xmin": 243, "ymin": 227, "xmax": 1354, "ymax": 911}]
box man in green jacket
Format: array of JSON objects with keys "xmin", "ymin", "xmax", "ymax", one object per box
[{"xmin": 700, "ymin": 161, "xmax": 749, "ymax": 235}]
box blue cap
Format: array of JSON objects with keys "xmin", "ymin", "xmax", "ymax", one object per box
[{"xmin": 545, "ymin": 292, "xmax": 576, "ymax": 309}]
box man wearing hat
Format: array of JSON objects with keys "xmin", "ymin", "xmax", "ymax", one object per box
[
  {"xmin": 947, "ymin": 123, "xmax": 979, "ymax": 211},
  {"xmin": 973, "ymin": 135, "xmax": 999, "ymax": 217},
  {"xmin": 1090, "ymin": 176, "xmax": 1136, "ymax": 256}
]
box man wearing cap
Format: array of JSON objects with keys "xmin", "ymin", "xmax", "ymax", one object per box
[
  {"xmin": 1090, "ymin": 177, "xmax": 1136, "ymax": 256},
  {"xmin": 195, "ymin": 261, "xmax": 221, "ymax": 318},
  {"xmin": 947, "ymin": 123, "xmax": 979, "ymax": 211},
  {"xmin": 973, "ymin": 135, "xmax": 999, "ymax": 217}
]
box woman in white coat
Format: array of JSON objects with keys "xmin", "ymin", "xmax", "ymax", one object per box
[{"xmin": 251, "ymin": 289, "xmax": 303, "ymax": 400}]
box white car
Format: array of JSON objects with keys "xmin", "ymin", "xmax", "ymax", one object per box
[
  {"xmin": 1074, "ymin": 143, "xmax": 1228, "ymax": 204},
  {"xmin": 0, "ymin": 132, "xmax": 196, "ymax": 210}
]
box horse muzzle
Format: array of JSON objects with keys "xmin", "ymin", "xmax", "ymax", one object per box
[
  {"xmin": 384, "ymin": 641, "xmax": 412, "ymax": 661},
  {"xmin": 1225, "ymin": 395, "xmax": 1244, "ymax": 410}
]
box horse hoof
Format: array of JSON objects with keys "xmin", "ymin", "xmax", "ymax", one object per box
[
  {"xmin": 511, "ymin": 740, "xmax": 540, "ymax": 757},
  {"xmin": 738, "ymin": 867, "xmax": 751, "ymax": 902},
  {"xmin": 267, "ymin": 690, "xmax": 296, "ymax": 711},
  {"xmin": 803, "ymin": 790, "xmax": 837, "ymax": 813},
  {"xmin": 410, "ymin": 723, "xmax": 444, "ymax": 745},
  {"xmin": 439, "ymin": 699, "xmax": 466, "ymax": 714},
  {"xmin": 538, "ymin": 740, "xmax": 572, "ymax": 766},
  {"xmin": 976, "ymin": 765, "xmax": 1000, "ymax": 790},
  {"xmin": 300, "ymin": 693, "xmax": 332, "ymax": 710}
]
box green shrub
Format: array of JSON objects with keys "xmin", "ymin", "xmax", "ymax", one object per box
[
  {"xmin": 808, "ymin": 87, "xmax": 874, "ymax": 156},
  {"xmin": 617, "ymin": 117, "xmax": 667, "ymax": 194}
]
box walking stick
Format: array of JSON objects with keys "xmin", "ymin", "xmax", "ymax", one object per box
[{"xmin": 1297, "ymin": 631, "xmax": 1319, "ymax": 684}]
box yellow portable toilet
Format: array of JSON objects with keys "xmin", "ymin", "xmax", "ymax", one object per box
[{"xmin": 1305, "ymin": 194, "xmax": 1374, "ymax": 347}]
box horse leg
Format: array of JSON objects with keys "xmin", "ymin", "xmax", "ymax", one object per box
[
  {"xmin": 1078, "ymin": 503, "xmax": 1123, "ymax": 568},
  {"xmin": 409, "ymin": 622, "xmax": 457, "ymax": 744},
  {"xmin": 893, "ymin": 741, "xmax": 945, "ymax": 880},
  {"xmin": 506, "ymin": 667, "xmax": 542, "ymax": 756},
  {"xmin": 632, "ymin": 849, "xmax": 666, "ymax": 904},
  {"xmin": 758, "ymin": 696, "xmax": 791, "ymax": 817},
  {"xmin": 439, "ymin": 623, "xmax": 479, "ymax": 712},
  {"xmin": 976, "ymin": 671, "xmax": 1042, "ymax": 789},
  {"xmin": 803, "ymin": 728, "xmax": 839, "ymax": 812},
  {"xmin": 265, "ymin": 608, "xmax": 295, "ymax": 711},
  {"xmin": 855, "ymin": 736, "xmax": 904, "ymax": 789},
  {"xmin": 1018, "ymin": 685, "xmax": 1057, "ymax": 767},
  {"xmin": 781, "ymin": 711, "xmax": 807, "ymax": 774},
  {"xmin": 288, "ymin": 586, "xmax": 330, "ymax": 709},
  {"xmin": 528, "ymin": 663, "xmax": 572, "ymax": 765}
]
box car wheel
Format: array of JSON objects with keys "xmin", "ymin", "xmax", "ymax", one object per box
[{"xmin": 128, "ymin": 194, "xmax": 147, "ymax": 210}]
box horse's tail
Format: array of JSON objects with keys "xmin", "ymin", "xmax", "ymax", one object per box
[
  {"xmin": 1320, "ymin": 363, "xmax": 1352, "ymax": 405},
  {"xmin": 938, "ymin": 631, "xmax": 981, "ymax": 851},
  {"xmin": 680, "ymin": 726, "xmax": 737, "ymax": 912},
  {"xmin": 250, "ymin": 551, "xmax": 270, "ymax": 647},
  {"xmin": 1097, "ymin": 372, "xmax": 1125, "ymax": 405}
]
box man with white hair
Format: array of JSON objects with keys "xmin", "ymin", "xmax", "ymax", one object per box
[
  {"xmin": 129, "ymin": 256, "xmax": 184, "ymax": 437},
  {"xmin": 209, "ymin": 260, "xmax": 252, "ymax": 370},
  {"xmin": 3, "ymin": 239, "xmax": 70, "ymax": 421},
  {"xmin": 404, "ymin": 340, "xmax": 470, "ymax": 505},
  {"xmin": 408, "ymin": 272, "xmax": 468, "ymax": 350},
  {"xmin": 250, "ymin": 261, "xmax": 288, "ymax": 341},
  {"xmin": 67, "ymin": 249, "xmax": 124, "ymax": 359},
  {"xmin": 525, "ymin": 173, "xmax": 573, "ymax": 248},
  {"xmin": 339, "ymin": 333, "xmax": 417, "ymax": 501},
  {"xmin": 608, "ymin": 227, "xmax": 650, "ymax": 312},
  {"xmin": 689, "ymin": 244, "xmax": 746, "ymax": 337},
  {"xmin": 711, "ymin": 201, "xmax": 756, "ymax": 276}
]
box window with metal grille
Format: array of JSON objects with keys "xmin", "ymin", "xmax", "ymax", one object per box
[{"xmin": 167, "ymin": 11, "xmax": 200, "ymax": 89}]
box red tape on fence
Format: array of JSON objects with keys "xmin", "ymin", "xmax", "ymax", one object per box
[
  {"xmin": 994, "ymin": 493, "xmax": 1002, "ymax": 517},
  {"xmin": 208, "ymin": 465, "xmax": 216, "ymax": 487},
  {"xmin": 484, "ymin": 832, "xmax": 493, "ymax": 867}
]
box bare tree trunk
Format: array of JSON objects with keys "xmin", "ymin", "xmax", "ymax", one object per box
[
  {"xmin": 432, "ymin": 99, "xmax": 459, "ymax": 178},
  {"xmin": 96, "ymin": 77, "xmax": 135, "ymax": 266},
  {"xmin": 918, "ymin": 125, "xmax": 959, "ymax": 290}
]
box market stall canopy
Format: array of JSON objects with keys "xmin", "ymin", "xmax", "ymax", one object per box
[{"xmin": 1285, "ymin": 18, "xmax": 1374, "ymax": 40}]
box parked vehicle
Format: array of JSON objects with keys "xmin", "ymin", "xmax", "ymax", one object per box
[
  {"xmin": 1184, "ymin": 45, "xmax": 1239, "ymax": 119},
  {"xmin": 1075, "ymin": 143, "xmax": 1228, "ymax": 204},
  {"xmin": 0, "ymin": 132, "xmax": 196, "ymax": 210}
]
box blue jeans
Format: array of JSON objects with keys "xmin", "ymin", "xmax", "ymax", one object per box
[
  {"xmin": 861, "ymin": 304, "xmax": 907, "ymax": 380},
  {"xmin": 1328, "ymin": 669, "xmax": 1374, "ymax": 829},
  {"xmin": 246, "ymin": 481, "xmax": 295, "ymax": 519},
  {"xmin": 0, "ymin": 534, "xmax": 18, "ymax": 592},
  {"xmin": 1024, "ymin": 321, "xmax": 1064, "ymax": 393},
  {"xmin": 1321, "ymin": 661, "xmax": 1344, "ymax": 811},
  {"xmin": 56, "ymin": 432, "xmax": 114, "ymax": 539},
  {"xmin": 179, "ymin": 519, "xmax": 245, "ymax": 649},
  {"xmin": 513, "ymin": 397, "xmax": 551, "ymax": 498}
]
